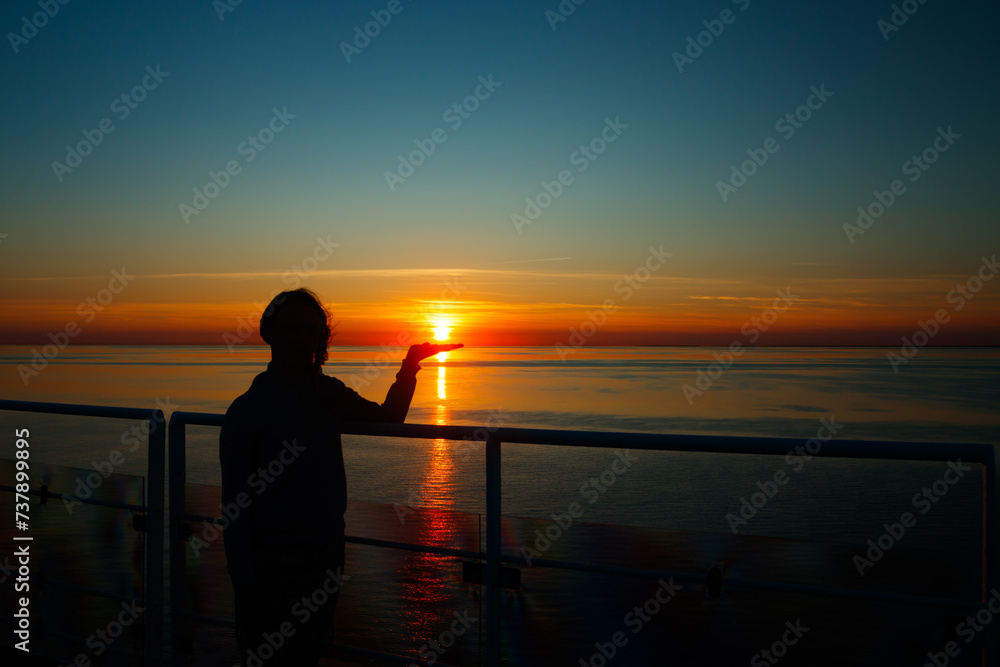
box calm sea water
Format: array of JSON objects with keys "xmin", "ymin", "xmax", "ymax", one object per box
[
  {"xmin": 1, "ymin": 346, "xmax": 998, "ymax": 664},
  {"xmin": 1, "ymin": 345, "xmax": 998, "ymax": 533}
]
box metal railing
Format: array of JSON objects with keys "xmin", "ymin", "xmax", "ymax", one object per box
[
  {"xmin": 0, "ymin": 399, "xmax": 165, "ymax": 666},
  {"xmin": 2, "ymin": 398, "xmax": 997, "ymax": 665},
  {"xmin": 169, "ymin": 412, "xmax": 998, "ymax": 666}
]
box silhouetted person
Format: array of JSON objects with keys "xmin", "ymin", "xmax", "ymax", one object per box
[{"xmin": 219, "ymin": 288, "xmax": 461, "ymax": 666}]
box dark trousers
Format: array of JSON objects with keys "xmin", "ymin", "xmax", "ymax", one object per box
[{"xmin": 233, "ymin": 539, "xmax": 346, "ymax": 667}]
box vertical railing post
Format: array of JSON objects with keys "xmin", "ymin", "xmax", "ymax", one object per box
[
  {"xmin": 985, "ymin": 449, "xmax": 997, "ymax": 663},
  {"xmin": 486, "ymin": 434, "xmax": 501, "ymax": 667},
  {"xmin": 167, "ymin": 415, "xmax": 187, "ymax": 667},
  {"xmin": 145, "ymin": 409, "xmax": 165, "ymax": 667}
]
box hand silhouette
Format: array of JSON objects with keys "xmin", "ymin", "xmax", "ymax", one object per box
[{"xmin": 405, "ymin": 342, "xmax": 464, "ymax": 363}]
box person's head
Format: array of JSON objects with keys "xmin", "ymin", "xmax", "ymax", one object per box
[{"xmin": 259, "ymin": 288, "xmax": 333, "ymax": 370}]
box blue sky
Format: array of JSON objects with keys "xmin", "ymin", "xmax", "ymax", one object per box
[{"xmin": 1, "ymin": 0, "xmax": 998, "ymax": 344}]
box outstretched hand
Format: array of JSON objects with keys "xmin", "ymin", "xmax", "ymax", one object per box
[{"xmin": 405, "ymin": 342, "xmax": 464, "ymax": 363}]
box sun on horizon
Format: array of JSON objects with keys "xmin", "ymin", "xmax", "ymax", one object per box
[{"xmin": 432, "ymin": 319, "xmax": 451, "ymax": 341}]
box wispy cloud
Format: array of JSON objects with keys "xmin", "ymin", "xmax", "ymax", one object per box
[
  {"xmin": 4, "ymin": 266, "xmax": 691, "ymax": 283},
  {"xmin": 491, "ymin": 257, "xmax": 573, "ymax": 265}
]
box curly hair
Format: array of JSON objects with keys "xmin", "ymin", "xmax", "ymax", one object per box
[{"xmin": 258, "ymin": 288, "xmax": 334, "ymax": 368}]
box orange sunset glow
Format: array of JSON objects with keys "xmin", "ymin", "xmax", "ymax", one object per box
[{"xmin": 1, "ymin": 266, "xmax": 998, "ymax": 347}]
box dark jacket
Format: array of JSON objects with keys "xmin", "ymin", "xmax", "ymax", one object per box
[{"xmin": 219, "ymin": 359, "xmax": 419, "ymax": 588}]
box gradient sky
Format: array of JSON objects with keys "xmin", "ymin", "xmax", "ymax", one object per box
[{"xmin": 1, "ymin": 0, "xmax": 998, "ymax": 346}]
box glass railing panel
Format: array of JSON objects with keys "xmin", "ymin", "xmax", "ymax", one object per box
[
  {"xmin": 0, "ymin": 458, "xmax": 146, "ymax": 665},
  {"xmin": 179, "ymin": 481, "xmax": 483, "ymax": 666},
  {"xmin": 497, "ymin": 444, "xmax": 987, "ymax": 665},
  {"xmin": 495, "ymin": 551, "xmax": 984, "ymax": 665}
]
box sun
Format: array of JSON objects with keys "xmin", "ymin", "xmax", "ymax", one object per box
[{"xmin": 433, "ymin": 323, "xmax": 451, "ymax": 341}]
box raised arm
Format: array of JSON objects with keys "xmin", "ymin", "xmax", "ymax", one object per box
[{"xmin": 336, "ymin": 343, "xmax": 463, "ymax": 424}]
